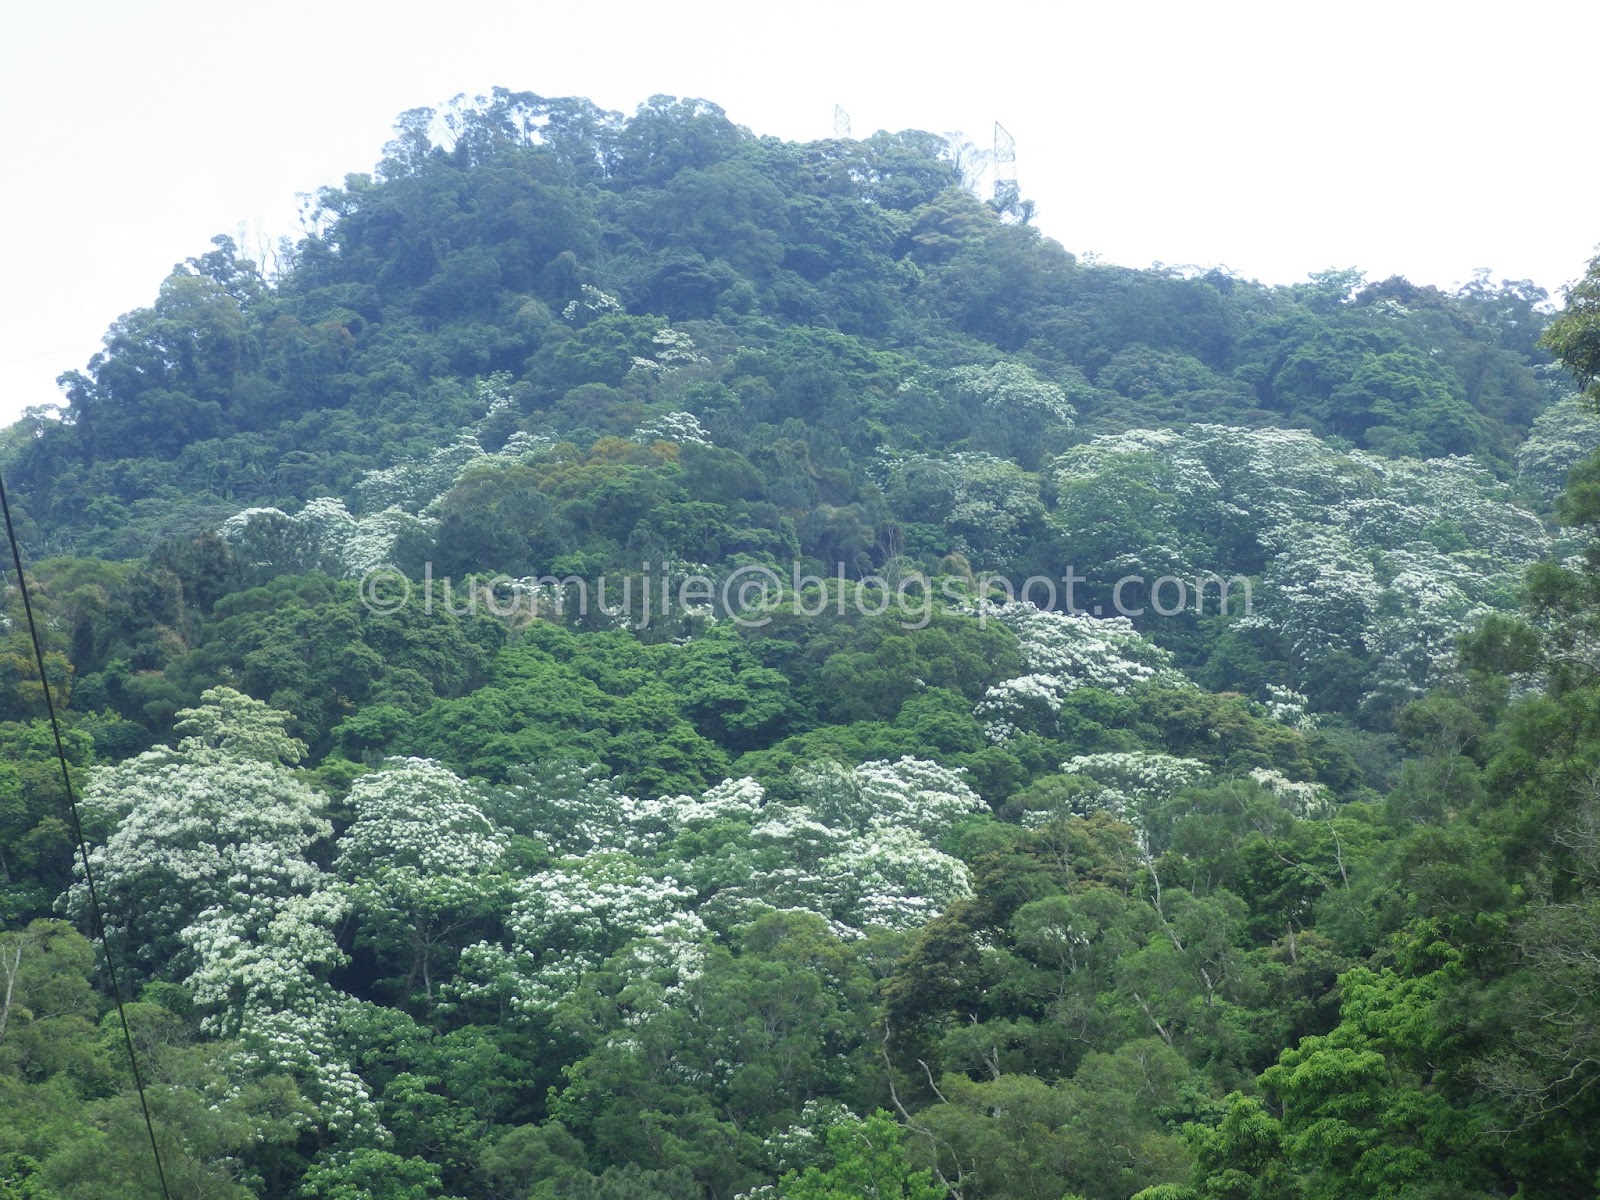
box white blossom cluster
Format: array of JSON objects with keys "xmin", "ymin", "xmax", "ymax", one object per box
[
  {"xmin": 630, "ymin": 327, "xmax": 711, "ymax": 377},
  {"xmin": 459, "ymin": 758, "xmax": 980, "ymax": 1014},
  {"xmin": 886, "ymin": 452, "xmax": 1044, "ymax": 562},
  {"xmin": 73, "ymin": 689, "xmax": 990, "ymax": 1112},
  {"xmin": 848, "ymin": 756, "xmax": 986, "ymax": 838},
  {"xmin": 505, "ymin": 853, "xmax": 693, "ymax": 959},
  {"xmin": 219, "ymin": 498, "xmax": 357, "ymax": 578},
  {"xmin": 341, "ymin": 507, "xmax": 436, "ymax": 575},
  {"xmin": 335, "ymin": 758, "xmax": 510, "ymax": 997},
  {"xmin": 975, "ymin": 601, "xmax": 1187, "ymax": 741},
  {"xmin": 219, "ymin": 496, "xmax": 436, "ymax": 579},
  {"xmin": 336, "ymin": 758, "xmax": 505, "ymax": 881},
  {"xmin": 227, "ymin": 1000, "xmax": 378, "ymax": 1138},
  {"xmin": 221, "ymin": 371, "xmax": 564, "ymax": 578},
  {"xmin": 183, "ymin": 892, "xmax": 348, "ymax": 1025},
  {"xmin": 182, "ymin": 893, "xmax": 378, "ymax": 1137},
  {"xmin": 495, "ymin": 761, "xmax": 629, "ymax": 855},
  {"xmin": 1516, "ymin": 395, "xmax": 1600, "ymax": 501},
  {"xmin": 500, "ymin": 428, "xmax": 554, "ymax": 457},
  {"xmin": 824, "ymin": 823, "xmax": 974, "ymax": 928},
  {"xmin": 1029, "ymin": 751, "xmax": 1213, "ymax": 844},
  {"xmin": 1061, "ymin": 751, "xmax": 1213, "ymax": 811},
  {"xmin": 561, "ymin": 284, "xmax": 623, "ymax": 321},
  {"xmin": 621, "ymin": 775, "xmax": 769, "ymax": 853},
  {"xmin": 69, "ymin": 688, "xmax": 380, "ymax": 1136},
  {"xmin": 221, "ymin": 411, "xmax": 566, "ymax": 578},
  {"xmin": 632, "ymin": 410, "xmax": 712, "ymax": 446},
  {"xmin": 948, "ymin": 360, "xmax": 1077, "ymax": 424},
  {"xmin": 1349, "ymin": 452, "xmax": 1548, "ymax": 562},
  {"xmin": 732, "ymin": 807, "xmax": 853, "ymax": 931},
  {"xmin": 606, "ymin": 912, "xmax": 713, "ymax": 1008},
  {"xmin": 1052, "ymin": 424, "xmax": 1552, "ymax": 704},
  {"xmin": 459, "ymin": 853, "xmax": 699, "ymax": 1012},
  {"xmin": 355, "ymin": 433, "xmax": 489, "ymax": 513},
  {"xmin": 1248, "ymin": 522, "xmax": 1383, "ymax": 662},
  {"xmin": 750, "ymin": 758, "xmax": 977, "ymax": 936},
  {"xmin": 740, "ymin": 1099, "xmax": 864, "ymax": 1191},
  {"xmin": 69, "ymin": 749, "xmax": 330, "ymax": 957},
  {"xmin": 1360, "ymin": 547, "xmax": 1496, "ymax": 707},
  {"xmin": 1264, "ymin": 684, "xmax": 1315, "ymax": 730},
  {"xmin": 1248, "ymin": 767, "xmax": 1335, "ymax": 820},
  {"xmin": 473, "ymin": 371, "xmax": 517, "ymax": 422}
]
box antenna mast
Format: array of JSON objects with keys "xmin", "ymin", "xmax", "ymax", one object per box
[
  {"xmin": 834, "ymin": 105, "xmax": 852, "ymax": 138},
  {"xmin": 993, "ymin": 122, "xmax": 1019, "ymax": 215}
]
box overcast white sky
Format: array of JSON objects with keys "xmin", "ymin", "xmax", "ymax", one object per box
[{"xmin": 2, "ymin": 0, "xmax": 1596, "ymax": 428}]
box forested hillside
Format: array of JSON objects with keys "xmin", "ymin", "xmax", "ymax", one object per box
[{"xmin": 4, "ymin": 89, "xmax": 1600, "ymax": 1199}]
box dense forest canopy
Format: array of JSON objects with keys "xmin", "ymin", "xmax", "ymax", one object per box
[{"xmin": 3, "ymin": 88, "xmax": 1600, "ymax": 1200}]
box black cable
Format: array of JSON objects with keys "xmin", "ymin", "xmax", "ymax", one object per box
[{"xmin": 0, "ymin": 472, "xmax": 173, "ymax": 1200}]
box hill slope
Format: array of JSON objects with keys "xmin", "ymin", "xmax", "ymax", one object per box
[{"xmin": 3, "ymin": 92, "xmax": 1600, "ymax": 1200}]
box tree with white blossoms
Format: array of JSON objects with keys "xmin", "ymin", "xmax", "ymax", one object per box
[
  {"xmin": 633, "ymin": 410, "xmax": 712, "ymax": 447},
  {"xmin": 1049, "ymin": 437, "xmax": 1214, "ymax": 584},
  {"xmin": 1044, "ymin": 751, "xmax": 1214, "ymax": 846},
  {"xmin": 885, "ymin": 452, "xmax": 1045, "ymax": 564},
  {"xmin": 822, "ymin": 823, "xmax": 974, "ymax": 929},
  {"xmin": 219, "ymin": 495, "xmax": 435, "ymax": 580},
  {"xmin": 798, "ymin": 757, "xmax": 981, "ymax": 934},
  {"xmin": 220, "ymin": 368, "xmax": 572, "ymax": 581},
  {"xmin": 462, "ymin": 782, "xmax": 828, "ymax": 1018},
  {"xmin": 629, "ymin": 327, "xmax": 711, "ymax": 379},
  {"xmin": 1515, "ymin": 394, "xmax": 1600, "ymax": 502},
  {"xmin": 461, "ymin": 757, "xmax": 984, "ymax": 1017},
  {"xmin": 355, "ymin": 432, "xmax": 489, "ymax": 513},
  {"xmin": 458, "ymin": 852, "xmax": 699, "ymax": 1014},
  {"xmin": 69, "ymin": 688, "xmax": 381, "ymax": 1136},
  {"xmin": 689, "ymin": 759, "xmax": 983, "ymax": 938},
  {"xmin": 183, "ymin": 892, "xmax": 348, "ymax": 1034},
  {"xmin": 946, "ymin": 360, "xmax": 1076, "ymax": 468},
  {"xmin": 1264, "ymin": 683, "xmax": 1315, "ymax": 730},
  {"xmin": 840, "ymin": 756, "xmax": 987, "ymax": 841},
  {"xmin": 722, "ymin": 803, "xmax": 852, "ymax": 931},
  {"xmin": 975, "ymin": 600, "xmax": 1188, "ymax": 742},
  {"xmin": 945, "ymin": 455, "xmax": 1046, "ymax": 563},
  {"xmin": 67, "ymin": 687, "xmax": 329, "ymax": 969},
  {"xmin": 1049, "ymin": 423, "xmax": 1552, "ymax": 707},
  {"xmin": 488, "ymin": 760, "xmax": 629, "ymax": 855},
  {"xmin": 335, "ymin": 757, "xmax": 508, "ymax": 1007},
  {"xmin": 561, "ymin": 283, "xmax": 623, "ymax": 323},
  {"xmin": 1247, "ymin": 767, "xmax": 1335, "ymax": 820},
  {"xmin": 218, "ymin": 497, "xmax": 355, "ymax": 581},
  {"xmin": 622, "ymin": 775, "xmax": 769, "ymax": 857},
  {"xmin": 164, "ymin": 683, "xmax": 309, "ymax": 764},
  {"xmin": 1248, "ymin": 521, "xmax": 1381, "ymax": 664},
  {"xmin": 1360, "ymin": 547, "xmax": 1493, "ymax": 708},
  {"xmin": 340, "ymin": 506, "xmax": 437, "ymax": 575},
  {"xmin": 181, "ymin": 891, "xmax": 380, "ymax": 1138},
  {"xmin": 734, "ymin": 1104, "xmax": 945, "ymax": 1200},
  {"xmin": 1359, "ymin": 451, "xmax": 1547, "ymax": 562}
]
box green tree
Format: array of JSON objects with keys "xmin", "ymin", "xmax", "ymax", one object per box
[
  {"xmin": 776, "ymin": 1111, "xmax": 943, "ymax": 1200},
  {"xmin": 1543, "ymin": 249, "xmax": 1600, "ymax": 402}
]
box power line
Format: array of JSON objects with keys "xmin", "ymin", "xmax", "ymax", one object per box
[{"xmin": 0, "ymin": 472, "xmax": 174, "ymax": 1200}]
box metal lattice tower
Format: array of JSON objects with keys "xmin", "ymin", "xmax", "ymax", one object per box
[
  {"xmin": 993, "ymin": 122, "xmax": 1019, "ymax": 212},
  {"xmin": 834, "ymin": 105, "xmax": 852, "ymax": 138}
]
